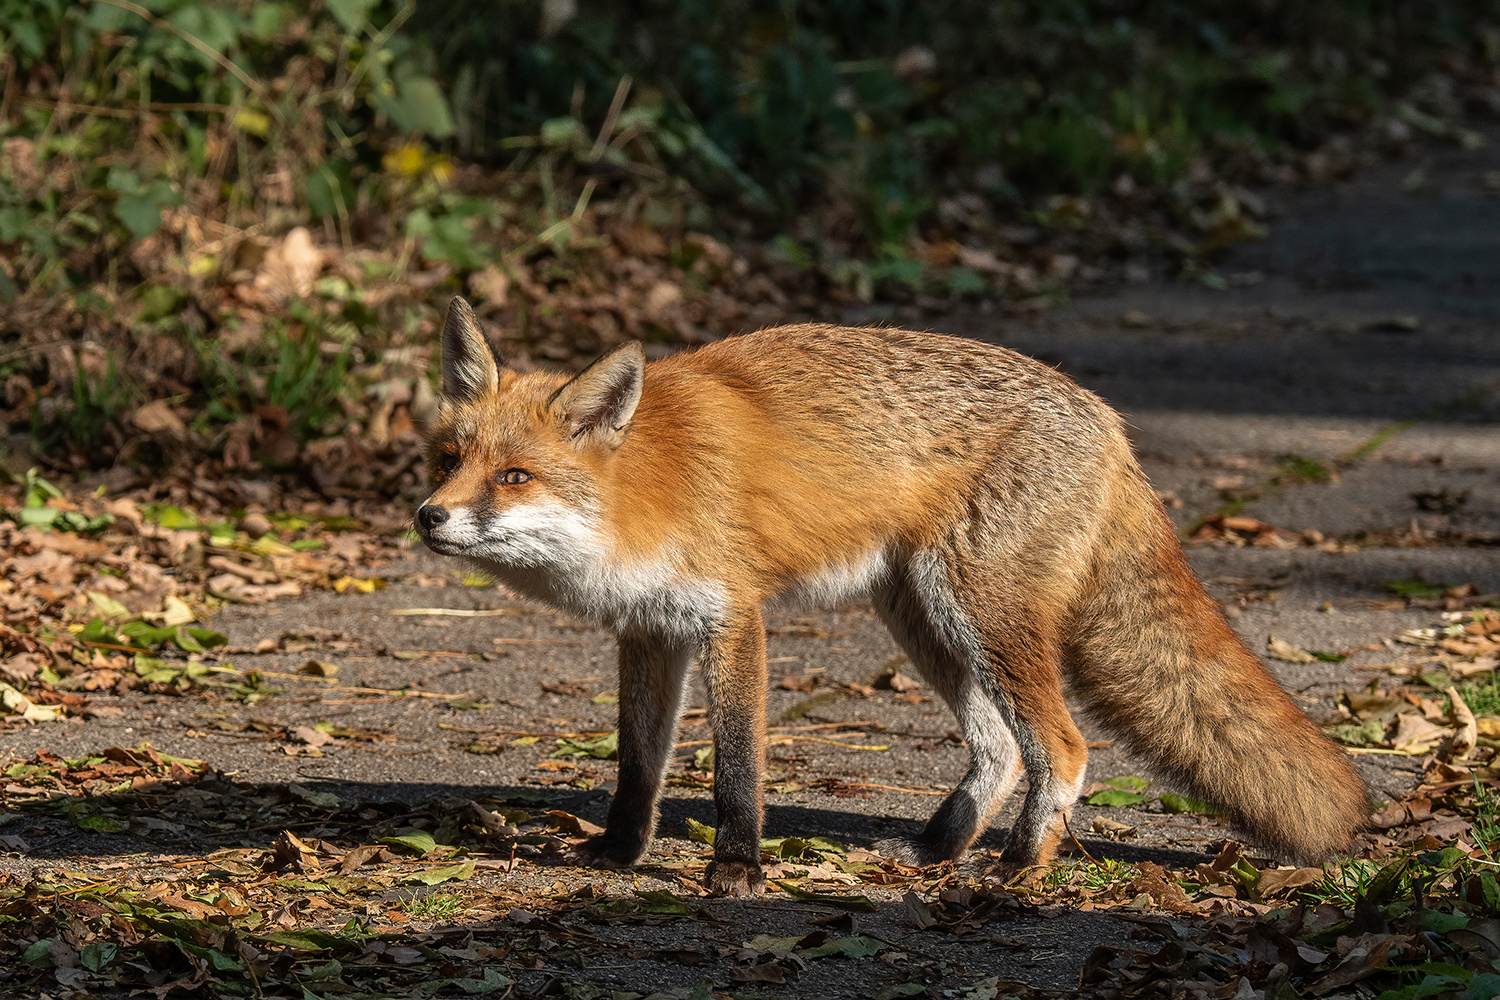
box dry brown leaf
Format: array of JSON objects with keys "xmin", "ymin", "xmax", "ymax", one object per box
[
  {"xmin": 546, "ymin": 809, "xmax": 604, "ymax": 837},
  {"xmin": 1442, "ymin": 685, "xmax": 1477, "ymax": 762},
  {"xmin": 131, "ymin": 399, "xmax": 187, "ymax": 437},
  {"xmin": 1267, "ymin": 635, "xmax": 1316, "ymax": 663},
  {"xmin": 252, "ymin": 226, "xmax": 323, "ymax": 302}
]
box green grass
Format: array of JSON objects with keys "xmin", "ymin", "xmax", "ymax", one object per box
[
  {"xmin": 1042, "ymin": 856, "xmax": 1140, "ymax": 894},
  {"xmin": 403, "ymin": 891, "xmax": 465, "ymax": 922},
  {"xmin": 1274, "ymin": 455, "xmax": 1335, "ymax": 485},
  {"xmin": 192, "ymin": 308, "xmax": 355, "ymax": 444},
  {"xmin": 1306, "ymin": 857, "xmax": 1413, "ymax": 909},
  {"xmin": 1458, "ymin": 675, "xmax": 1500, "ymax": 718},
  {"xmin": 1471, "ymin": 779, "xmax": 1500, "ymax": 858}
]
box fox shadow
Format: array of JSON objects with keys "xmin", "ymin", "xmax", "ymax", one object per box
[{"xmin": 6, "ymin": 775, "xmax": 1211, "ymax": 871}]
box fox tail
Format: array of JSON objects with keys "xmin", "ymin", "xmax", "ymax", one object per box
[{"xmin": 1067, "ymin": 490, "xmax": 1368, "ymax": 863}]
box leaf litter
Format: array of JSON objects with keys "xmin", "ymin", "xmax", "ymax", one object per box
[
  {"xmin": 8, "ymin": 700, "xmax": 1500, "ymax": 1000},
  {"xmin": 0, "ymin": 473, "xmax": 438, "ymax": 726},
  {"xmin": 6, "ymin": 478, "xmax": 1500, "ymax": 995}
]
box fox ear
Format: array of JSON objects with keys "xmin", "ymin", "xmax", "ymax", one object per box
[
  {"xmin": 549, "ymin": 342, "xmax": 645, "ymax": 449},
  {"xmin": 440, "ymin": 296, "xmax": 505, "ymax": 401}
]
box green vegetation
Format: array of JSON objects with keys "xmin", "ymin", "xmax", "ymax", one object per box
[
  {"xmin": 1275, "ymin": 454, "xmax": 1336, "ymax": 485},
  {"xmin": 403, "ymin": 890, "xmax": 465, "ymax": 922},
  {"xmin": 1385, "ymin": 578, "xmax": 1460, "ymax": 601},
  {"xmin": 192, "ymin": 305, "xmax": 355, "ymax": 442},
  {"xmin": 1, "ymin": 1, "xmax": 1498, "ymax": 481},
  {"xmin": 1042, "ymin": 855, "xmax": 1140, "ymax": 894},
  {"xmin": 1459, "ymin": 674, "xmax": 1500, "ymax": 717}
]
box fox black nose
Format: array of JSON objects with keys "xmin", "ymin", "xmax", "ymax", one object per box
[{"xmin": 417, "ymin": 504, "xmax": 449, "ymax": 533}]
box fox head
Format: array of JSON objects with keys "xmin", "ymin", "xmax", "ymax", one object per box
[{"xmin": 415, "ymin": 296, "xmax": 645, "ymax": 572}]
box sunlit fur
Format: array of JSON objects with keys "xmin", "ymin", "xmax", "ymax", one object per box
[{"xmin": 416, "ymin": 299, "xmax": 1369, "ymax": 895}]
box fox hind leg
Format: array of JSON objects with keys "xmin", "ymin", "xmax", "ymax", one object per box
[
  {"xmin": 871, "ymin": 553, "xmax": 1024, "ymax": 865},
  {"xmin": 875, "ymin": 549, "xmax": 1089, "ymax": 867},
  {"xmin": 992, "ymin": 661, "xmax": 1089, "ymax": 865}
]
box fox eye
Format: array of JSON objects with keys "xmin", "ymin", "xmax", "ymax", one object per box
[{"xmin": 497, "ymin": 468, "xmax": 533, "ymax": 486}]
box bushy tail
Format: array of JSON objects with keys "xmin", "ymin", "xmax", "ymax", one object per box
[{"xmin": 1066, "ymin": 491, "xmax": 1368, "ymax": 863}]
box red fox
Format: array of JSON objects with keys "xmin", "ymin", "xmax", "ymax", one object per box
[{"xmin": 416, "ymin": 296, "xmax": 1368, "ymax": 895}]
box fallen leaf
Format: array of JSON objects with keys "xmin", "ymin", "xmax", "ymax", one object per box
[
  {"xmin": 1267, "ymin": 635, "xmax": 1316, "ymax": 663},
  {"xmin": 546, "ymin": 810, "xmax": 604, "ymax": 837}
]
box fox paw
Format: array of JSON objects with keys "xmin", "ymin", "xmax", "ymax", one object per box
[
  {"xmin": 581, "ymin": 833, "xmax": 646, "ymax": 870},
  {"xmin": 873, "ymin": 836, "xmax": 961, "ymax": 868},
  {"xmin": 703, "ymin": 859, "xmax": 766, "ymax": 895}
]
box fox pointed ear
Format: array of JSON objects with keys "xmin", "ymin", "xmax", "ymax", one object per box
[
  {"xmin": 549, "ymin": 342, "xmax": 645, "ymax": 449},
  {"xmin": 440, "ymin": 296, "xmax": 505, "ymax": 401}
]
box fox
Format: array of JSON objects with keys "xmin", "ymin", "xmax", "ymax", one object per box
[{"xmin": 415, "ymin": 295, "xmax": 1369, "ymax": 895}]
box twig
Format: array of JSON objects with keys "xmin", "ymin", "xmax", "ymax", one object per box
[
  {"xmin": 389, "ymin": 608, "xmax": 522, "ymax": 617},
  {"xmin": 1062, "ymin": 812, "xmax": 1100, "ymax": 866},
  {"xmin": 493, "ymin": 637, "xmax": 585, "ymax": 646},
  {"xmin": 320, "ymin": 685, "xmax": 469, "ymax": 700},
  {"xmin": 437, "ymin": 723, "xmax": 611, "ymax": 739},
  {"xmin": 765, "ymin": 735, "xmax": 889, "ymax": 751},
  {"xmin": 773, "ymin": 721, "xmax": 886, "ymax": 733},
  {"xmin": 335, "ymin": 0, "xmax": 415, "ymax": 105},
  {"xmin": 254, "ymin": 671, "xmax": 339, "ymax": 684},
  {"xmin": 589, "ymin": 75, "xmax": 632, "ymax": 162},
  {"xmin": 830, "ymin": 782, "xmax": 947, "ymax": 796}
]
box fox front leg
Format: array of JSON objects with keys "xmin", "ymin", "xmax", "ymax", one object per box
[
  {"xmin": 586, "ymin": 631, "xmax": 694, "ymax": 868},
  {"xmin": 700, "ymin": 608, "xmax": 769, "ymax": 895}
]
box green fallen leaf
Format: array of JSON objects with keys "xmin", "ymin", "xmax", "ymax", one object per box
[
  {"xmin": 1466, "ymin": 973, "xmax": 1500, "ymax": 1000},
  {"xmin": 1087, "ymin": 789, "xmax": 1149, "ymax": 807},
  {"xmin": 1327, "ymin": 719, "xmax": 1387, "ymax": 746},
  {"xmin": 86, "ymin": 591, "xmax": 132, "ymax": 621},
  {"xmin": 1384, "ymin": 578, "xmax": 1452, "ymax": 600},
  {"xmin": 80, "ymin": 941, "xmax": 118, "ymax": 972},
  {"xmin": 380, "ymin": 830, "xmax": 440, "ymax": 855},
  {"xmin": 631, "ymin": 888, "xmax": 695, "ymax": 915},
  {"xmin": 140, "ymin": 504, "xmax": 201, "ymax": 530},
  {"xmin": 761, "ymin": 835, "xmax": 846, "ymax": 860},
  {"xmin": 799, "ymin": 934, "xmax": 887, "ymax": 959},
  {"xmin": 405, "ymin": 861, "xmax": 474, "ymax": 885},
  {"xmin": 21, "ymin": 939, "xmax": 53, "ymax": 967},
  {"xmin": 772, "ymin": 881, "xmax": 878, "ymax": 912},
  {"xmin": 174, "ymin": 939, "xmax": 243, "ymax": 971},
  {"xmin": 260, "ymin": 928, "xmax": 363, "ymax": 952},
  {"xmin": 744, "ymin": 933, "xmax": 804, "ymax": 953},
  {"xmin": 75, "ymin": 813, "xmax": 125, "ymax": 833},
  {"xmin": 875, "ymin": 985, "xmax": 927, "ymax": 1000},
  {"xmin": 1417, "ymin": 909, "xmax": 1469, "ymax": 933},
  {"xmin": 446, "ymin": 967, "xmax": 515, "ymax": 994},
  {"xmin": 1158, "ymin": 793, "xmax": 1221, "ymax": 815},
  {"xmin": 685, "ymin": 817, "xmax": 716, "ymax": 845},
  {"xmin": 1102, "ymin": 775, "xmax": 1150, "ymax": 791},
  {"xmin": 551, "ymin": 731, "xmax": 618, "ymax": 759}
]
